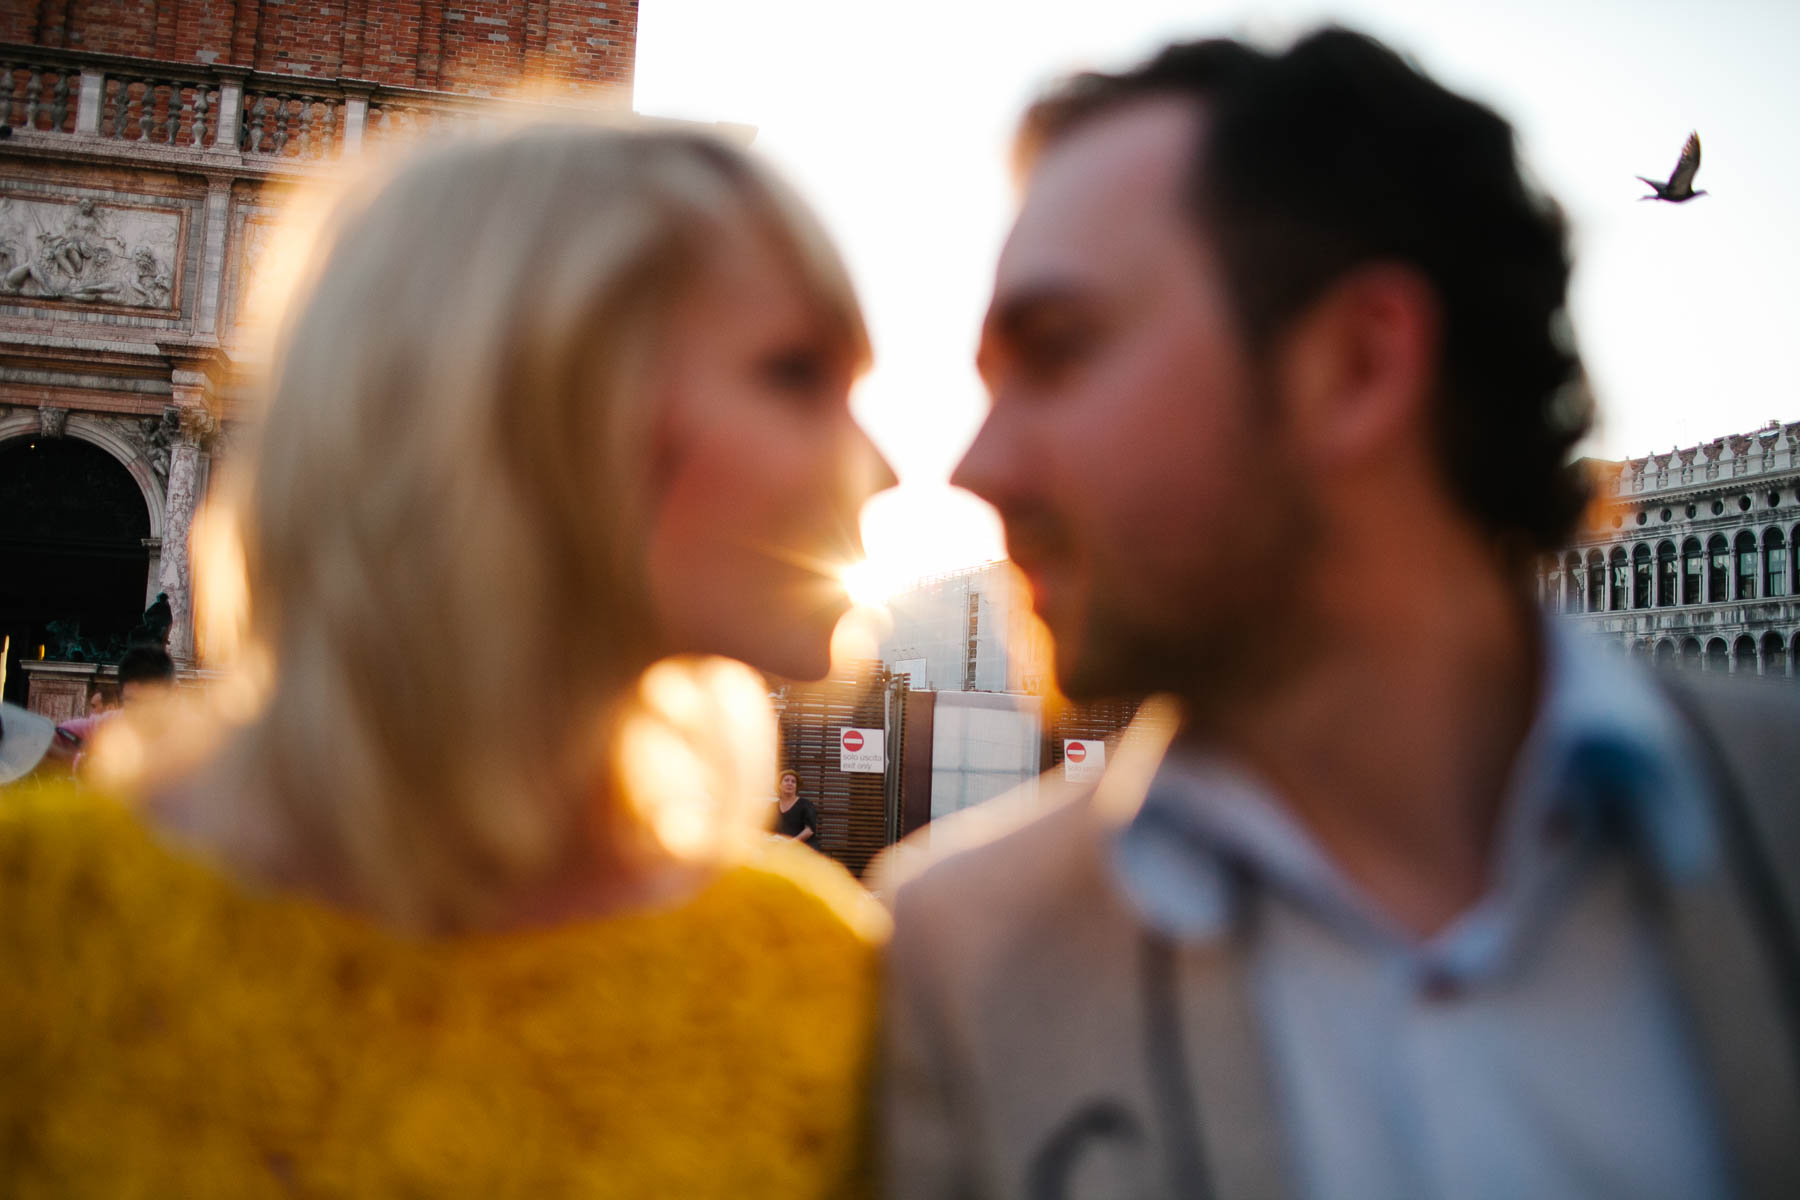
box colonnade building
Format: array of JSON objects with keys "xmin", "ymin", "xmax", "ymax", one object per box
[{"xmin": 1543, "ymin": 420, "xmax": 1800, "ymax": 677}]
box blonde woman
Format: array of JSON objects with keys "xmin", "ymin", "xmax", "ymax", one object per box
[{"xmin": 0, "ymin": 125, "xmax": 894, "ymax": 1196}]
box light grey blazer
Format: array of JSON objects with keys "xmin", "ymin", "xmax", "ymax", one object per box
[{"xmin": 877, "ymin": 677, "xmax": 1800, "ymax": 1200}]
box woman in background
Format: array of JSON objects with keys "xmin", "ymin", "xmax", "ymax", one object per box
[
  {"xmin": 0, "ymin": 123, "xmax": 893, "ymax": 1197},
  {"xmin": 775, "ymin": 767, "xmax": 821, "ymax": 846}
]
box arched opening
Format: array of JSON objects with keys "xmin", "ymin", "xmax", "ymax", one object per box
[
  {"xmin": 0, "ymin": 436, "xmax": 152, "ymax": 705},
  {"xmin": 1708, "ymin": 534, "xmax": 1730, "ymax": 603},
  {"xmin": 1609, "ymin": 546, "xmax": 1628, "ymax": 612},
  {"xmin": 1764, "ymin": 528, "xmax": 1788, "ymax": 598},
  {"xmin": 1563, "ymin": 553, "xmax": 1583, "ymax": 614},
  {"xmin": 1656, "ymin": 541, "xmax": 1677, "ymax": 607},
  {"xmin": 1735, "ymin": 530, "xmax": 1758, "ymax": 601},
  {"xmin": 1631, "ymin": 544, "xmax": 1652, "ymax": 609},
  {"xmin": 1681, "ymin": 636, "xmax": 1703, "ymax": 670},
  {"xmin": 1733, "ymin": 634, "xmax": 1758, "ymax": 675},
  {"xmin": 1760, "ymin": 632, "xmax": 1786, "ymax": 677},
  {"xmin": 1587, "ymin": 550, "xmax": 1606, "ymax": 614},
  {"xmin": 1792, "ymin": 632, "xmax": 1800, "ymax": 680},
  {"xmin": 1653, "ymin": 639, "xmax": 1677, "ymax": 668},
  {"xmin": 1682, "ymin": 537, "xmax": 1703, "ymax": 605},
  {"xmin": 1705, "ymin": 637, "xmax": 1730, "ymax": 673}
]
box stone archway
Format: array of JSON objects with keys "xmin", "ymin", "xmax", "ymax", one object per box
[{"xmin": 0, "ymin": 427, "xmax": 155, "ymax": 704}]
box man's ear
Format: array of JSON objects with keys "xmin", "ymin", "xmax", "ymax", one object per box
[{"xmin": 1273, "ymin": 264, "xmax": 1440, "ymax": 468}]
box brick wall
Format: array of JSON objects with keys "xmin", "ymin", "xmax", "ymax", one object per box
[{"xmin": 7, "ymin": 0, "xmax": 636, "ymax": 95}]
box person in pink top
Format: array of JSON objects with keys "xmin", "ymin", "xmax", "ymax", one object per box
[{"xmin": 57, "ymin": 645, "xmax": 174, "ymax": 763}]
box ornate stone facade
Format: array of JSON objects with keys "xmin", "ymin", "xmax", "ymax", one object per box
[
  {"xmin": 1544, "ymin": 421, "xmax": 1800, "ymax": 677},
  {"xmin": 1, "ymin": 9, "xmax": 646, "ymax": 713}
]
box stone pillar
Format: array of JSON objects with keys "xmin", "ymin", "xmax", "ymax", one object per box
[
  {"xmin": 195, "ymin": 177, "xmax": 233, "ymax": 337},
  {"xmin": 75, "ymin": 68, "xmax": 104, "ymax": 135},
  {"xmin": 156, "ymin": 402, "xmax": 215, "ymax": 667},
  {"xmin": 142, "ymin": 536, "xmax": 163, "ymax": 607},
  {"xmin": 341, "ymin": 83, "xmax": 373, "ymax": 156},
  {"xmin": 157, "ymin": 353, "xmax": 223, "ymax": 668},
  {"xmin": 212, "ymin": 70, "xmax": 246, "ymax": 156}
]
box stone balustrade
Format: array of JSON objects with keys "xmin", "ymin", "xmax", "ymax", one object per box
[
  {"xmin": 0, "ymin": 53, "xmax": 78, "ymax": 135},
  {"xmin": 101, "ymin": 73, "xmax": 222, "ymax": 148},
  {"xmin": 0, "ymin": 42, "xmax": 615, "ymax": 173}
]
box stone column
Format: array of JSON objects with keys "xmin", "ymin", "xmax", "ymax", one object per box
[
  {"xmin": 75, "ymin": 68, "xmax": 104, "ymax": 135},
  {"xmin": 156, "ymin": 401, "xmax": 215, "ymax": 667},
  {"xmin": 211, "ymin": 70, "xmax": 246, "ymax": 156},
  {"xmin": 157, "ymin": 350, "xmax": 223, "ymax": 668},
  {"xmin": 195, "ymin": 177, "xmax": 233, "ymax": 337},
  {"xmin": 340, "ymin": 83, "xmax": 373, "ymax": 156}
]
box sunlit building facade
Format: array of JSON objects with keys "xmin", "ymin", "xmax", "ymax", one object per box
[
  {"xmin": 0, "ymin": 2, "xmax": 642, "ymax": 717},
  {"xmin": 879, "ymin": 561, "xmax": 1052, "ymax": 696},
  {"xmin": 1543, "ymin": 420, "xmax": 1800, "ymax": 676}
]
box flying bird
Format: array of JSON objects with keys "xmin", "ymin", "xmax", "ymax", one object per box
[{"xmin": 1638, "ymin": 132, "xmax": 1707, "ymax": 203}]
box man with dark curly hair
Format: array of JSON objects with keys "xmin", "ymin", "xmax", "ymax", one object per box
[{"xmin": 881, "ymin": 28, "xmax": 1799, "ymax": 1200}]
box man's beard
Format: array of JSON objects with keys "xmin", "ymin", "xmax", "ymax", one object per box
[{"xmin": 1048, "ymin": 479, "xmax": 1317, "ymax": 716}]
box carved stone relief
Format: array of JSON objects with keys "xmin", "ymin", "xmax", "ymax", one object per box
[
  {"xmin": 95, "ymin": 409, "xmax": 179, "ymax": 485},
  {"xmin": 0, "ymin": 195, "xmax": 180, "ymax": 309},
  {"xmin": 39, "ymin": 405, "xmax": 67, "ymax": 438}
]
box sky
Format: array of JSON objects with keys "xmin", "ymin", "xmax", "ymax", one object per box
[{"xmin": 633, "ymin": 0, "xmax": 1800, "ymax": 589}]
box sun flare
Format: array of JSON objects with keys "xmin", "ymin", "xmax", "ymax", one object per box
[{"xmin": 839, "ymin": 559, "xmax": 901, "ymax": 608}]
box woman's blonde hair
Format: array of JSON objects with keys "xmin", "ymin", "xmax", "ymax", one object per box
[{"xmin": 218, "ymin": 123, "xmax": 866, "ymax": 931}]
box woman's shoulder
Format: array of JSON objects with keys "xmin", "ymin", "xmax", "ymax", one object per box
[
  {"xmin": 0, "ymin": 778, "xmax": 174, "ymax": 913},
  {"xmin": 706, "ymin": 839, "xmax": 890, "ymax": 950}
]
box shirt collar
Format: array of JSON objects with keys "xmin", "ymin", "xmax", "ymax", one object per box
[{"xmin": 1112, "ymin": 620, "xmax": 1719, "ymax": 943}]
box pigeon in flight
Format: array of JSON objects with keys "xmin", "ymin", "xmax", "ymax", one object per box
[{"xmin": 1638, "ymin": 132, "xmax": 1707, "ymax": 203}]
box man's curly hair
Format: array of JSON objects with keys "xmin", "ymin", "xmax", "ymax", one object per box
[{"xmin": 1019, "ymin": 29, "xmax": 1593, "ymax": 553}]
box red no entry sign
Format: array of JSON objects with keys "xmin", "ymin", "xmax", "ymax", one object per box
[
  {"xmin": 1066, "ymin": 741, "xmax": 1087, "ymax": 763},
  {"xmin": 842, "ymin": 729, "xmax": 865, "ymax": 752}
]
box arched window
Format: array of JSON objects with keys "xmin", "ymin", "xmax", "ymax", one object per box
[
  {"xmin": 1761, "ymin": 631, "xmax": 1786, "ymax": 677},
  {"xmin": 1656, "ymin": 541, "xmax": 1677, "ymax": 607},
  {"xmin": 1587, "ymin": 550, "xmax": 1606, "ymax": 614},
  {"xmin": 1733, "ymin": 634, "xmax": 1757, "ymax": 675},
  {"xmin": 1632, "ymin": 544, "xmax": 1652, "ymax": 609},
  {"xmin": 1563, "ymin": 553, "xmax": 1583, "ymax": 615},
  {"xmin": 1708, "ymin": 534, "xmax": 1730, "ymax": 603},
  {"xmin": 1609, "ymin": 547, "xmax": 1629, "ymax": 611},
  {"xmin": 1681, "ymin": 637, "xmax": 1703, "ymax": 670},
  {"xmin": 1682, "ymin": 537, "xmax": 1703, "ymax": 605},
  {"xmin": 1764, "ymin": 528, "xmax": 1788, "ymax": 598},
  {"xmin": 1654, "ymin": 639, "xmax": 1678, "ymax": 667},
  {"xmin": 1735, "ymin": 530, "xmax": 1758, "ymax": 601},
  {"xmin": 1705, "ymin": 637, "xmax": 1730, "ymax": 672}
]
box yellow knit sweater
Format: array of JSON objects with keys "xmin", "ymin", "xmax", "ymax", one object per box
[{"xmin": 0, "ymin": 783, "xmax": 886, "ymax": 1198}]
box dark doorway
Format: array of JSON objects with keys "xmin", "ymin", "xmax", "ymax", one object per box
[{"xmin": 0, "ymin": 436, "xmax": 151, "ymax": 704}]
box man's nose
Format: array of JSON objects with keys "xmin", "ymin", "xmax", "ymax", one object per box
[{"xmin": 950, "ymin": 406, "xmax": 1012, "ymax": 506}]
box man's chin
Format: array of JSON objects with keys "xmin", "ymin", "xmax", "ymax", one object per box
[
  {"xmin": 1050, "ymin": 618, "xmax": 1215, "ymax": 705},
  {"xmin": 1052, "ymin": 639, "xmax": 1150, "ymax": 704}
]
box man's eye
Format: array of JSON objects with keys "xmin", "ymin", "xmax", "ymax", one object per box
[
  {"xmin": 1017, "ymin": 326, "xmax": 1093, "ymax": 381},
  {"xmin": 762, "ymin": 348, "xmax": 827, "ymax": 392}
]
